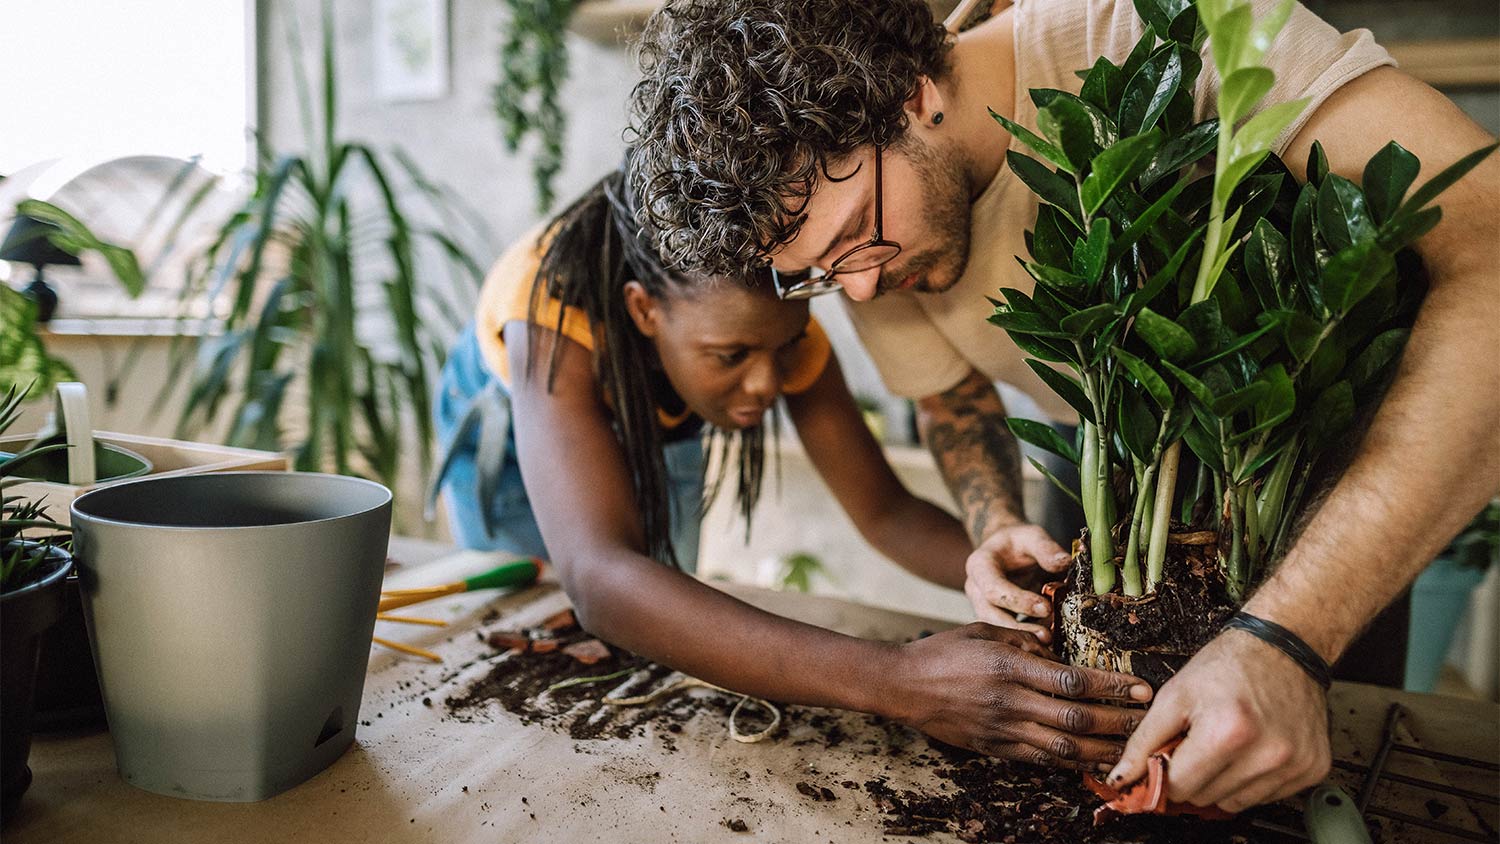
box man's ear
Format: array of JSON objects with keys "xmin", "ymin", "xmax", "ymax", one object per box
[
  {"xmin": 623, "ymin": 280, "xmax": 663, "ymax": 338},
  {"xmin": 904, "ymin": 75, "xmax": 947, "ymax": 127}
]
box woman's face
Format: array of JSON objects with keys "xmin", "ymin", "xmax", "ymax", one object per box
[{"xmin": 625, "ymin": 281, "xmax": 812, "ymax": 430}]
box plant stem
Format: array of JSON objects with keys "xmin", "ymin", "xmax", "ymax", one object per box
[
  {"xmin": 1227, "ymin": 484, "xmax": 1248, "ymax": 601},
  {"xmin": 1145, "ymin": 439, "xmax": 1182, "ymax": 589},
  {"xmin": 1121, "ymin": 460, "xmax": 1155, "ymax": 597},
  {"xmin": 1082, "ymin": 420, "xmax": 1117, "ymax": 594}
]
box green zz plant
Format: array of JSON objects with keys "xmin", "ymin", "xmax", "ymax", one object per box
[{"xmin": 987, "ymin": 0, "xmax": 1495, "ymax": 670}]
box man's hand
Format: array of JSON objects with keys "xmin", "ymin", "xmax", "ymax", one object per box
[
  {"xmin": 964, "ymin": 522, "xmax": 1072, "ymax": 641},
  {"xmin": 1106, "ymin": 630, "xmax": 1331, "ymax": 812},
  {"xmin": 887, "ymin": 623, "xmax": 1152, "ymax": 771}
]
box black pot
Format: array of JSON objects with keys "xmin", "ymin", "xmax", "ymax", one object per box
[
  {"xmin": 32, "ymin": 573, "xmax": 107, "ymax": 731},
  {"xmin": 0, "ymin": 542, "xmax": 73, "ymax": 825}
]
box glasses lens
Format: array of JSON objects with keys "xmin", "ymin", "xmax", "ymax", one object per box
[
  {"xmin": 782, "ymin": 278, "xmax": 843, "ymax": 300},
  {"xmin": 831, "ymin": 242, "xmax": 901, "ymax": 274}
]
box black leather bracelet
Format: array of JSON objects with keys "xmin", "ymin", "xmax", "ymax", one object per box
[{"xmin": 1223, "ymin": 611, "xmax": 1332, "ymax": 690}]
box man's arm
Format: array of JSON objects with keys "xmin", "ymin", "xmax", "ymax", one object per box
[
  {"xmin": 1112, "ymin": 65, "xmax": 1500, "ymax": 811},
  {"xmin": 918, "ymin": 368, "xmax": 1074, "ymax": 638}
]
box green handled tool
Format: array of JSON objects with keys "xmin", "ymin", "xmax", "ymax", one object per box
[{"xmin": 379, "ymin": 558, "xmax": 542, "ymax": 612}]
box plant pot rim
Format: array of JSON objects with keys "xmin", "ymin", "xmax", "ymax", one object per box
[
  {"xmin": 0, "ymin": 541, "xmax": 73, "ymax": 601},
  {"xmin": 70, "ymin": 470, "xmax": 391, "ymax": 533}
]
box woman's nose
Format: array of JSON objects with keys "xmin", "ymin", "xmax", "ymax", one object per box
[{"xmin": 741, "ymin": 357, "xmax": 780, "ymax": 403}]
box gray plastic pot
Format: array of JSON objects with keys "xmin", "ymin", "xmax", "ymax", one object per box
[{"xmin": 70, "ymin": 472, "xmax": 391, "ymax": 802}]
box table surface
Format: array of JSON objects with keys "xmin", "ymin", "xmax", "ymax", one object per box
[{"xmin": 10, "ymin": 540, "xmax": 1498, "ymax": 843}]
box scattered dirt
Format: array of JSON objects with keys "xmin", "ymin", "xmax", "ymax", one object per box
[{"xmin": 864, "ymin": 743, "xmax": 1306, "ymax": 843}]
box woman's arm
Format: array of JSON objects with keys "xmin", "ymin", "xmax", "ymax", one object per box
[
  {"xmin": 504, "ymin": 322, "xmax": 1151, "ymax": 768},
  {"xmin": 783, "ymin": 357, "xmax": 971, "ymax": 589}
]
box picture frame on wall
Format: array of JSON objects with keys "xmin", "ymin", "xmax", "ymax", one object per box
[{"xmin": 373, "ymin": 0, "xmax": 450, "ymax": 102}]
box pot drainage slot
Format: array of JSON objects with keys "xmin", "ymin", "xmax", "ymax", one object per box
[{"xmin": 314, "ymin": 706, "xmax": 344, "ymax": 747}]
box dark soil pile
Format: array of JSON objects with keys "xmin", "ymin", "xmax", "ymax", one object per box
[
  {"xmin": 1063, "ymin": 528, "xmax": 1238, "ymax": 688},
  {"xmin": 864, "ymin": 743, "xmax": 1306, "ymax": 843}
]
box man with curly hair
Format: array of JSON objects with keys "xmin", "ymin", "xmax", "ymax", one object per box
[{"xmin": 628, "ymin": 0, "xmax": 1499, "ymax": 814}]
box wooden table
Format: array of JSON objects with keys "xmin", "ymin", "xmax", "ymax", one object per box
[{"xmin": 9, "ymin": 542, "xmax": 1498, "ymax": 843}]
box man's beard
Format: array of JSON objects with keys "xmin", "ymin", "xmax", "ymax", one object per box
[{"xmin": 875, "ymin": 136, "xmax": 974, "ymax": 297}]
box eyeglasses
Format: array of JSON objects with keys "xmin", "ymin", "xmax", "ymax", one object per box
[{"xmin": 771, "ymin": 144, "xmax": 903, "ymax": 300}]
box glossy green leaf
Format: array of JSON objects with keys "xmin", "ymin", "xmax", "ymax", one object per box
[
  {"xmin": 1039, "ymin": 98, "xmax": 1104, "ymax": 174},
  {"xmin": 1025, "ymin": 261, "xmax": 1093, "ymax": 299},
  {"xmin": 1215, "ymin": 150, "xmax": 1271, "ymax": 205},
  {"xmin": 1179, "ymin": 299, "xmax": 1230, "ymax": 356},
  {"xmin": 1072, "ymin": 219, "xmax": 1114, "ymax": 282},
  {"xmin": 1304, "ymin": 380, "xmax": 1354, "ymax": 449},
  {"xmin": 1121, "ymin": 24, "xmax": 1160, "ymax": 81},
  {"xmin": 1161, "ymin": 359, "xmax": 1216, "ymax": 408},
  {"xmin": 1007, "ymin": 418, "xmax": 1081, "ymax": 464},
  {"xmin": 1289, "ymin": 183, "xmax": 1322, "ymax": 300},
  {"xmin": 1132, "ymin": 0, "xmax": 1191, "ymax": 34},
  {"xmin": 1253, "ymin": 363, "xmax": 1296, "ymax": 430},
  {"xmin": 1061, "ymin": 302, "xmax": 1120, "ymax": 336},
  {"xmin": 1126, "ymin": 225, "xmax": 1204, "ymax": 316},
  {"xmin": 1305, "ymin": 140, "xmax": 1330, "ymax": 187},
  {"xmin": 989, "ymin": 307, "xmax": 1071, "ymax": 338},
  {"xmin": 1167, "ymin": 3, "xmax": 1204, "ymax": 48},
  {"xmin": 1198, "ymin": 316, "xmax": 1283, "ymax": 368},
  {"xmin": 1228, "ymin": 98, "xmax": 1307, "ymax": 165},
  {"xmin": 1377, "ymin": 206, "xmax": 1442, "ymax": 253},
  {"xmin": 1008, "ymin": 151, "xmax": 1082, "ymax": 227},
  {"xmin": 1362, "ymin": 141, "xmax": 1421, "ymax": 226},
  {"xmin": 1032, "ymin": 89, "xmax": 1117, "ymax": 149},
  {"xmin": 1119, "ymin": 47, "xmax": 1183, "ymax": 137},
  {"xmin": 1397, "ymin": 141, "xmax": 1499, "ymax": 216},
  {"xmin": 1118, "ymin": 383, "xmax": 1162, "ymax": 462},
  {"xmin": 1140, "ymin": 119, "xmax": 1219, "ymax": 187},
  {"xmin": 1026, "ymin": 359, "xmax": 1096, "ymax": 423},
  {"xmin": 992, "ymin": 109, "xmax": 1075, "ymax": 174},
  {"xmin": 1219, "ymin": 67, "xmax": 1274, "ymax": 127},
  {"xmin": 1207, "ymin": 2, "xmax": 1252, "ymax": 76},
  {"xmin": 1134, "ymin": 307, "xmax": 1198, "ymax": 361},
  {"xmin": 1031, "ymin": 205, "xmax": 1076, "ymax": 268},
  {"xmin": 1348, "ymin": 328, "xmax": 1408, "ymax": 390},
  {"xmin": 1244, "ymin": 218, "xmax": 1290, "ymax": 306},
  {"xmin": 1114, "ymin": 346, "xmax": 1175, "ymax": 409},
  {"xmin": 1211, "ymin": 379, "xmax": 1269, "ymax": 416},
  {"xmin": 1080, "ymin": 56, "xmax": 1127, "ymax": 112},
  {"xmin": 1321, "ymin": 240, "xmax": 1396, "ymax": 315},
  {"xmin": 1315, "ymin": 174, "xmax": 1376, "ymax": 252},
  {"xmin": 1079, "ymin": 130, "xmax": 1162, "ymax": 216}
]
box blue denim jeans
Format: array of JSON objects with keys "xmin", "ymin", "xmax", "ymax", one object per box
[{"xmin": 431, "ymin": 326, "xmax": 705, "ymax": 571}]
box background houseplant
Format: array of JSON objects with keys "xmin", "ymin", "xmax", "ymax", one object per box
[
  {"xmin": 494, "ymin": 0, "xmax": 580, "ymax": 213},
  {"xmin": 30, "ymin": 4, "xmax": 485, "ymax": 513},
  {"xmin": 0, "ymin": 385, "xmax": 75, "ymax": 822},
  {"xmin": 990, "ymin": 0, "xmax": 1497, "ymax": 685}
]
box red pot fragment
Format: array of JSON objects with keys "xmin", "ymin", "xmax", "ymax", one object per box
[
  {"xmin": 1083, "ymin": 739, "xmax": 1232, "ymax": 824},
  {"xmin": 487, "ymin": 630, "xmax": 532, "ymax": 652},
  {"xmin": 542, "ymin": 608, "xmax": 578, "ymax": 632},
  {"xmin": 562, "ymin": 639, "xmax": 611, "ymax": 665}
]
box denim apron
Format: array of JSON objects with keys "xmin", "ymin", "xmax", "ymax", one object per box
[{"xmin": 430, "ymin": 325, "xmax": 705, "ymax": 572}]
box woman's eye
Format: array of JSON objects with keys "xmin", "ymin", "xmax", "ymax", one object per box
[{"xmin": 716, "ymin": 350, "xmax": 748, "ymax": 367}]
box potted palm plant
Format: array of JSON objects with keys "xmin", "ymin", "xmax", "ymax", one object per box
[
  {"xmin": 989, "ymin": 0, "xmax": 1497, "ymax": 686},
  {"xmin": 0, "ymin": 385, "xmax": 74, "ymax": 822}
]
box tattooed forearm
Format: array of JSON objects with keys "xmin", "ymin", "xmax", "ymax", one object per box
[{"xmin": 917, "ymin": 370, "xmax": 1026, "ymax": 544}]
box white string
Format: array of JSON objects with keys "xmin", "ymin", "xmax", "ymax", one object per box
[{"xmin": 602, "ymin": 673, "xmax": 782, "ymax": 744}]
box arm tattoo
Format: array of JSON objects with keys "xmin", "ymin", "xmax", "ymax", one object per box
[{"xmin": 921, "ymin": 371, "xmax": 1027, "ymax": 544}]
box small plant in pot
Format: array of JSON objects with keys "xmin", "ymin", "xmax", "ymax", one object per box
[
  {"xmin": 0, "ymin": 385, "xmax": 75, "ymax": 822},
  {"xmin": 989, "ymin": 0, "xmax": 1497, "ymax": 688}
]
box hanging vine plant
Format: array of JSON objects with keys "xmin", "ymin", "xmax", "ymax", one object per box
[{"xmin": 494, "ymin": 0, "xmax": 580, "ymax": 213}]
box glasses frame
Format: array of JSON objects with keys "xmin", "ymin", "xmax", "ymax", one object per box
[{"xmin": 771, "ymin": 144, "xmax": 903, "ymax": 300}]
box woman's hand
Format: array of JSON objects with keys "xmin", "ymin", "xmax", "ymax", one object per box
[
  {"xmin": 882, "ymin": 623, "xmax": 1151, "ymax": 771},
  {"xmin": 964, "ymin": 522, "xmax": 1073, "ymax": 642}
]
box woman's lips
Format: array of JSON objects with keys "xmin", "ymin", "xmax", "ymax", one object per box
[{"xmin": 729, "ymin": 407, "xmax": 766, "ymax": 427}]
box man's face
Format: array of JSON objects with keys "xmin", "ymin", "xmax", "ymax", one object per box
[{"xmin": 769, "ymin": 134, "xmax": 975, "ymax": 302}]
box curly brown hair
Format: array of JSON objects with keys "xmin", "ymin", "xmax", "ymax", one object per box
[{"xmin": 627, "ymin": 0, "xmax": 953, "ymax": 277}]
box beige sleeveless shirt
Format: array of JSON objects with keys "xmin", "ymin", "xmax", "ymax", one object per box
[{"xmin": 842, "ymin": 0, "xmax": 1393, "ymax": 422}]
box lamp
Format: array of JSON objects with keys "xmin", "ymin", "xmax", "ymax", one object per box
[{"xmin": 1, "ymin": 213, "xmax": 81, "ymax": 323}]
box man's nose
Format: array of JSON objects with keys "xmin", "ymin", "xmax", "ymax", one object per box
[{"xmin": 838, "ymin": 268, "xmax": 881, "ymax": 302}]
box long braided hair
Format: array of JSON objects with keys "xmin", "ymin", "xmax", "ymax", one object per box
[{"xmin": 525, "ymin": 163, "xmax": 774, "ymax": 567}]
